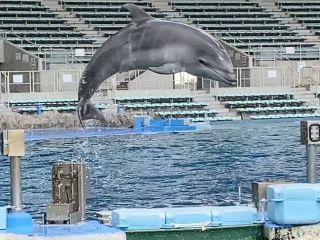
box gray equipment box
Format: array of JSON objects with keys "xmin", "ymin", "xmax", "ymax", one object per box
[
  {"xmin": 252, "ymin": 181, "xmax": 292, "ymax": 210},
  {"xmin": 45, "ymin": 162, "xmax": 89, "ymax": 224}
]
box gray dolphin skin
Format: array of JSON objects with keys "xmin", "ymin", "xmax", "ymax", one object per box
[{"xmin": 77, "ymin": 3, "xmax": 237, "ymax": 123}]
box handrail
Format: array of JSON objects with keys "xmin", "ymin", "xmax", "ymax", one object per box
[{"xmin": 0, "ymin": 66, "xmax": 303, "ymax": 105}]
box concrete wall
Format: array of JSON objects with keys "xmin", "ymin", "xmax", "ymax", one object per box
[
  {"xmin": 3, "ymin": 92, "xmax": 77, "ymax": 102},
  {"xmin": 0, "ymin": 40, "xmax": 42, "ymax": 93},
  {"xmin": 113, "ymin": 89, "xmax": 191, "ymax": 98},
  {"xmin": 210, "ymin": 86, "xmax": 292, "ymax": 95},
  {"xmin": 49, "ymin": 64, "xmax": 85, "ymax": 71},
  {"xmin": 0, "ymin": 40, "xmax": 40, "ymax": 71},
  {"xmin": 221, "ymin": 41, "xmax": 252, "ymax": 68}
]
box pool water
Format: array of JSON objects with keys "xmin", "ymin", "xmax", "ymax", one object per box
[{"xmin": 0, "ymin": 120, "xmax": 315, "ymax": 221}]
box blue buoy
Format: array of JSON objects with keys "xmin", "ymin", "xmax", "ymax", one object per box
[
  {"xmin": 7, "ymin": 211, "xmax": 33, "ymax": 234},
  {"xmin": 134, "ymin": 116, "xmax": 145, "ymax": 130}
]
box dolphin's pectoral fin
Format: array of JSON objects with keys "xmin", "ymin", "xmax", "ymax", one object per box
[
  {"xmin": 148, "ymin": 63, "xmax": 182, "ymax": 74},
  {"xmin": 122, "ymin": 3, "xmax": 154, "ymax": 23},
  {"xmin": 77, "ymin": 100, "xmax": 106, "ymax": 125}
]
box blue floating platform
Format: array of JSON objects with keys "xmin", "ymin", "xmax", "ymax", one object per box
[
  {"xmin": 110, "ymin": 206, "xmax": 263, "ymax": 231},
  {"xmin": 0, "ymin": 207, "xmax": 7, "ymax": 230},
  {"xmin": 7, "ymin": 211, "xmax": 33, "ymax": 234},
  {"xmin": 0, "ymin": 221, "xmax": 125, "ymax": 239},
  {"xmin": 164, "ymin": 207, "xmax": 212, "ymax": 227},
  {"xmin": 25, "ymin": 116, "xmax": 199, "ymax": 141}
]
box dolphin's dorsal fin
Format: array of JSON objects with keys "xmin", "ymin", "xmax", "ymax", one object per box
[{"xmin": 123, "ymin": 3, "xmax": 153, "ymax": 23}]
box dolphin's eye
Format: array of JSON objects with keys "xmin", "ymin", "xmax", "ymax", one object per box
[{"xmin": 199, "ymin": 59, "xmax": 207, "ymax": 65}]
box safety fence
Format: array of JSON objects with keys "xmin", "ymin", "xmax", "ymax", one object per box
[{"xmin": 0, "ymin": 66, "xmax": 307, "ymax": 104}]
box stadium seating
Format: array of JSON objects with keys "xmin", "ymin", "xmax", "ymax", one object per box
[
  {"xmin": 60, "ymin": 0, "xmax": 166, "ymax": 35},
  {"xmin": 8, "ymin": 98, "xmax": 78, "ymax": 107},
  {"xmin": 250, "ymin": 113, "xmax": 320, "ymax": 120},
  {"xmin": 115, "ymin": 96, "xmax": 193, "ymax": 104},
  {"xmin": 224, "ymin": 99, "xmax": 306, "ymax": 109},
  {"xmin": 59, "ymin": 0, "xmax": 152, "ymax": 7},
  {"xmin": 115, "ymin": 96, "xmax": 221, "ymax": 121},
  {"xmin": 215, "ymin": 92, "xmax": 318, "ymax": 119},
  {"xmin": 0, "ymin": 0, "xmax": 97, "ymax": 61},
  {"xmin": 276, "ymin": 1, "xmax": 320, "ymax": 34},
  {"xmin": 8, "ymin": 98, "xmax": 108, "ymax": 114},
  {"xmin": 171, "ymin": 1, "xmax": 258, "ymax": 7},
  {"xmin": 2, "ymin": 0, "xmax": 318, "ymax": 62},
  {"xmin": 157, "ymin": 110, "xmax": 217, "ymax": 118},
  {"xmin": 214, "ymin": 92, "xmax": 294, "ymax": 102},
  {"xmin": 9, "ymin": 98, "xmax": 76, "ymax": 113},
  {"xmin": 170, "ymin": 0, "xmax": 317, "ymax": 60}
]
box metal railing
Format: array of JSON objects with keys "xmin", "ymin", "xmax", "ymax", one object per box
[
  {"xmin": 0, "ymin": 70, "xmax": 82, "ymax": 105},
  {"xmin": 233, "ymin": 66, "xmax": 294, "ymax": 88},
  {"xmin": 0, "ymin": 66, "xmax": 301, "ymax": 104},
  {"xmin": 301, "ymin": 66, "xmax": 320, "ymax": 92}
]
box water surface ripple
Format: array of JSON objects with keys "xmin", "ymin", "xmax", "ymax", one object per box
[{"xmin": 0, "ymin": 120, "xmax": 314, "ymax": 220}]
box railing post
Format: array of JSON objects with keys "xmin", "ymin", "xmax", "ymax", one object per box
[
  {"xmin": 28, "ymin": 71, "xmax": 31, "ymax": 93},
  {"xmin": 306, "ymin": 145, "xmax": 317, "ymax": 183},
  {"xmin": 10, "ymin": 156, "xmax": 22, "ymax": 211}
]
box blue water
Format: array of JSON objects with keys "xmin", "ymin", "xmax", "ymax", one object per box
[{"xmin": 0, "ymin": 120, "xmax": 315, "ymax": 221}]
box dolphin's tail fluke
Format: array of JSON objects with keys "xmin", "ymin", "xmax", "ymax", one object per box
[{"xmin": 77, "ymin": 98, "xmax": 106, "ymax": 127}]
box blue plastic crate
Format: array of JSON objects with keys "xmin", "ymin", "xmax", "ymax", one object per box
[
  {"xmin": 164, "ymin": 207, "xmax": 212, "ymax": 228},
  {"xmin": 111, "ymin": 208, "xmax": 165, "ymax": 230},
  {"xmin": 267, "ymin": 183, "xmax": 320, "ymax": 225},
  {"xmin": 0, "ymin": 206, "xmax": 7, "ymax": 229},
  {"xmin": 168, "ymin": 119, "xmax": 185, "ymax": 126},
  {"xmin": 211, "ymin": 206, "xmax": 263, "ymax": 226}
]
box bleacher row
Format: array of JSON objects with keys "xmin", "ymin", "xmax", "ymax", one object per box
[
  {"xmin": 6, "ymin": 91, "xmax": 320, "ymax": 121},
  {"xmin": 115, "ymin": 96, "xmax": 221, "ymax": 121},
  {"xmin": 276, "ymin": 0, "xmax": 320, "ymax": 36},
  {"xmin": 171, "ymin": 0, "xmax": 319, "ymax": 59},
  {"xmin": 0, "ymin": 0, "xmax": 320, "ymax": 61},
  {"xmin": 115, "ymin": 93, "xmax": 320, "ymax": 121},
  {"xmin": 9, "ymin": 98, "xmax": 77, "ymax": 113},
  {"xmin": 0, "ymin": 0, "xmax": 98, "ymax": 59},
  {"xmin": 59, "ymin": 0, "xmax": 166, "ymax": 37},
  {"xmin": 0, "ymin": 0, "xmax": 165, "ymax": 61},
  {"xmin": 8, "ymin": 99, "xmax": 109, "ymax": 113},
  {"xmin": 215, "ymin": 92, "xmax": 319, "ymax": 120}
]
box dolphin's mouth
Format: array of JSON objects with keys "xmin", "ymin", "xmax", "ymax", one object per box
[{"xmin": 212, "ymin": 69, "xmax": 237, "ymax": 86}]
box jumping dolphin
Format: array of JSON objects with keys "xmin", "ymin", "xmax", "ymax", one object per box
[{"xmin": 77, "ymin": 3, "xmax": 236, "ymax": 124}]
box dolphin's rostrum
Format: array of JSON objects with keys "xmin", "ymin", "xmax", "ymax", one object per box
[{"xmin": 77, "ymin": 3, "xmax": 237, "ymax": 124}]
